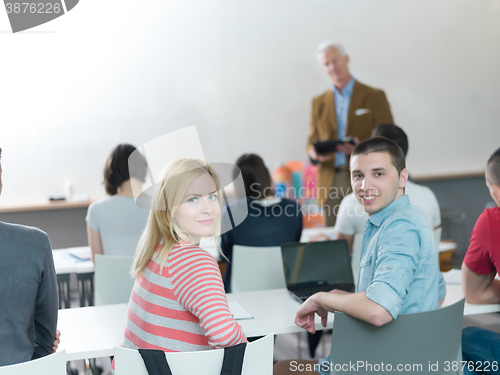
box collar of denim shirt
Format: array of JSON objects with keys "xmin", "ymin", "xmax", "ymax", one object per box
[
  {"xmin": 332, "ymin": 76, "xmax": 355, "ymax": 97},
  {"xmin": 367, "ymin": 194, "xmax": 410, "ymax": 227}
]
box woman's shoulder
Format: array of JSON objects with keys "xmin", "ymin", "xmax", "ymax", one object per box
[
  {"xmin": 168, "ymin": 243, "xmax": 218, "ymax": 267},
  {"xmin": 89, "ymin": 196, "xmax": 146, "ymax": 213}
]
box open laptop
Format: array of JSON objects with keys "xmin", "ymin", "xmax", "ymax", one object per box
[{"xmin": 281, "ymin": 240, "xmax": 355, "ymax": 303}]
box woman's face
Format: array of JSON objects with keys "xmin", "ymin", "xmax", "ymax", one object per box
[{"xmin": 174, "ymin": 172, "xmax": 220, "ymax": 244}]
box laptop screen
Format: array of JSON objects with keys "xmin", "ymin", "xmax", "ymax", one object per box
[{"xmin": 281, "ymin": 240, "xmax": 354, "ymax": 288}]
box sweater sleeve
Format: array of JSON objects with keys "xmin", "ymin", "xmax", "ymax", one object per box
[{"xmin": 168, "ymin": 246, "xmax": 247, "ymax": 349}]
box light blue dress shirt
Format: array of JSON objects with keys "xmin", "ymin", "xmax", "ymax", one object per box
[
  {"xmin": 317, "ymin": 195, "xmax": 443, "ymax": 375},
  {"xmin": 332, "ymin": 77, "xmax": 355, "ymax": 167},
  {"xmin": 357, "ymin": 195, "xmax": 442, "ymax": 318}
]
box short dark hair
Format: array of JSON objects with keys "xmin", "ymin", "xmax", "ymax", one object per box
[
  {"xmin": 104, "ymin": 144, "xmax": 146, "ymax": 195},
  {"xmin": 352, "ymin": 137, "xmax": 406, "ymax": 174},
  {"xmin": 372, "ymin": 124, "xmax": 409, "ymax": 156},
  {"xmin": 486, "ymin": 147, "xmax": 500, "ymax": 186},
  {"xmin": 235, "ymin": 154, "xmax": 274, "ymax": 200}
]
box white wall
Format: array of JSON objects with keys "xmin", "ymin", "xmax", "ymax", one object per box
[{"xmin": 1, "ymin": 0, "xmax": 499, "ymax": 205}]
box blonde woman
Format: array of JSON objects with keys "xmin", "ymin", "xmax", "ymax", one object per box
[{"xmin": 122, "ymin": 159, "xmax": 247, "ymax": 352}]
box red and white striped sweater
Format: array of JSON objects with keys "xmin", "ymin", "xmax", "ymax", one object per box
[{"xmin": 122, "ymin": 243, "xmax": 247, "ymax": 352}]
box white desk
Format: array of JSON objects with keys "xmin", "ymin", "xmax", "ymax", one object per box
[
  {"xmin": 227, "ymin": 288, "xmax": 334, "ymax": 336},
  {"xmin": 58, "ymin": 304, "xmax": 127, "ymax": 361},
  {"xmin": 53, "ymin": 247, "xmax": 94, "ymax": 275},
  {"xmin": 444, "ymin": 284, "xmax": 500, "ymax": 315},
  {"xmin": 56, "ymin": 286, "xmax": 500, "ymax": 361}
]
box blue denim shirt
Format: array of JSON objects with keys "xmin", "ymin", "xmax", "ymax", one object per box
[
  {"xmin": 357, "ymin": 195, "xmax": 442, "ymax": 318},
  {"xmin": 317, "ymin": 195, "xmax": 444, "ymax": 375}
]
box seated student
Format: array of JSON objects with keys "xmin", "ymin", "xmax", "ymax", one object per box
[
  {"xmin": 121, "ymin": 159, "xmax": 246, "ymax": 352},
  {"xmin": 335, "ymin": 124, "xmax": 441, "ymax": 251},
  {"xmin": 274, "ymin": 137, "xmax": 443, "ymax": 375},
  {"xmin": 86, "ymin": 144, "xmax": 149, "ymax": 262},
  {"xmin": 221, "ymin": 154, "xmax": 302, "ymax": 293},
  {"xmin": 0, "ymin": 148, "xmax": 58, "ymax": 366},
  {"xmin": 461, "ymin": 147, "xmax": 500, "ymax": 374}
]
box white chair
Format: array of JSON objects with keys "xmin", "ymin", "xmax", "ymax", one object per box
[
  {"xmin": 114, "ymin": 334, "xmax": 274, "ymax": 375},
  {"xmin": 94, "ymin": 254, "xmax": 135, "ymax": 306},
  {"xmin": 0, "ymin": 350, "xmax": 66, "ymax": 375},
  {"xmin": 330, "ymin": 299, "xmax": 465, "ymax": 375},
  {"xmin": 230, "ymin": 245, "xmax": 286, "ymax": 293}
]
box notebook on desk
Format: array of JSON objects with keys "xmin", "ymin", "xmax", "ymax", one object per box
[{"xmin": 281, "ymin": 240, "xmax": 355, "ymax": 303}]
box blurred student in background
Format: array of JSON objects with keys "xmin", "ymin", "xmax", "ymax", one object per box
[
  {"xmin": 86, "ymin": 144, "xmax": 149, "ymax": 262},
  {"xmin": 221, "ymin": 154, "xmax": 302, "ymax": 293}
]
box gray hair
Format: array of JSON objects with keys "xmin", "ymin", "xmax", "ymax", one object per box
[{"xmin": 315, "ymin": 41, "xmax": 346, "ymax": 60}]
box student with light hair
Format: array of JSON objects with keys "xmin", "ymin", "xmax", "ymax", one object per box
[{"xmin": 121, "ymin": 158, "xmax": 247, "ymax": 352}]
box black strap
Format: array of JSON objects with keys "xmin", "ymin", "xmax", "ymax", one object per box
[
  {"xmin": 138, "ymin": 342, "xmax": 247, "ymax": 375},
  {"xmin": 220, "ymin": 343, "xmax": 247, "ymax": 375},
  {"xmin": 138, "ymin": 349, "xmax": 173, "ymax": 375}
]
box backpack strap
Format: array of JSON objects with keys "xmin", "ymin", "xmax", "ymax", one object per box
[
  {"xmin": 220, "ymin": 343, "xmax": 247, "ymax": 375},
  {"xmin": 138, "ymin": 349, "xmax": 173, "ymax": 375}
]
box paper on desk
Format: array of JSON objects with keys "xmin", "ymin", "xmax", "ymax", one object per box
[
  {"xmin": 68, "ymin": 248, "xmax": 92, "ymax": 261},
  {"xmin": 229, "ymin": 301, "xmax": 253, "ymax": 320}
]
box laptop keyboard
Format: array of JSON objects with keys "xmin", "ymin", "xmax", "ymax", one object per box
[{"xmin": 294, "ymin": 283, "xmax": 354, "ymax": 302}]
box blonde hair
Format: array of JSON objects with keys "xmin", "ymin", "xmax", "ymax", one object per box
[{"xmin": 131, "ymin": 159, "xmax": 221, "ymax": 277}]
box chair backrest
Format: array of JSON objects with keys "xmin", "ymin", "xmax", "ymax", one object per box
[
  {"xmin": 231, "ymin": 245, "xmax": 286, "ymax": 293},
  {"xmin": 94, "ymin": 254, "xmax": 135, "ymax": 306},
  {"xmin": 0, "ymin": 350, "xmax": 66, "ymax": 375},
  {"xmin": 330, "ymin": 299, "xmax": 465, "ymax": 375},
  {"xmin": 434, "ymin": 226, "xmax": 442, "ymax": 250},
  {"xmin": 351, "ymin": 234, "xmax": 363, "ymax": 282},
  {"xmin": 114, "ymin": 334, "xmax": 274, "ymax": 375}
]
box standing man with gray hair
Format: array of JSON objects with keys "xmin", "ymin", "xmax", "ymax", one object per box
[{"xmin": 307, "ymin": 41, "xmax": 394, "ymax": 226}]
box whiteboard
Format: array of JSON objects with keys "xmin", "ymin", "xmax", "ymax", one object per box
[{"xmin": 1, "ymin": 0, "xmax": 499, "ymax": 205}]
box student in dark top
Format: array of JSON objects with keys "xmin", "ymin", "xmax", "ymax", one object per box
[{"xmin": 221, "ymin": 154, "xmax": 303, "ymax": 293}]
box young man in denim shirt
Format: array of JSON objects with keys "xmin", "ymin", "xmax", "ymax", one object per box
[{"xmin": 274, "ymin": 137, "xmax": 444, "ymax": 375}]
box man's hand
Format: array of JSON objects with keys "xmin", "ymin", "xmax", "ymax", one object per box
[
  {"xmin": 335, "ymin": 137, "xmax": 359, "ymax": 155},
  {"xmin": 52, "ymin": 330, "xmax": 61, "ymax": 353},
  {"xmin": 295, "ymin": 294, "xmax": 329, "ymax": 334},
  {"xmin": 309, "ymin": 146, "xmax": 333, "ymax": 163}
]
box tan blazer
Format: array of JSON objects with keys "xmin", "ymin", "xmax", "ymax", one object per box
[{"xmin": 307, "ymin": 80, "xmax": 394, "ymax": 207}]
